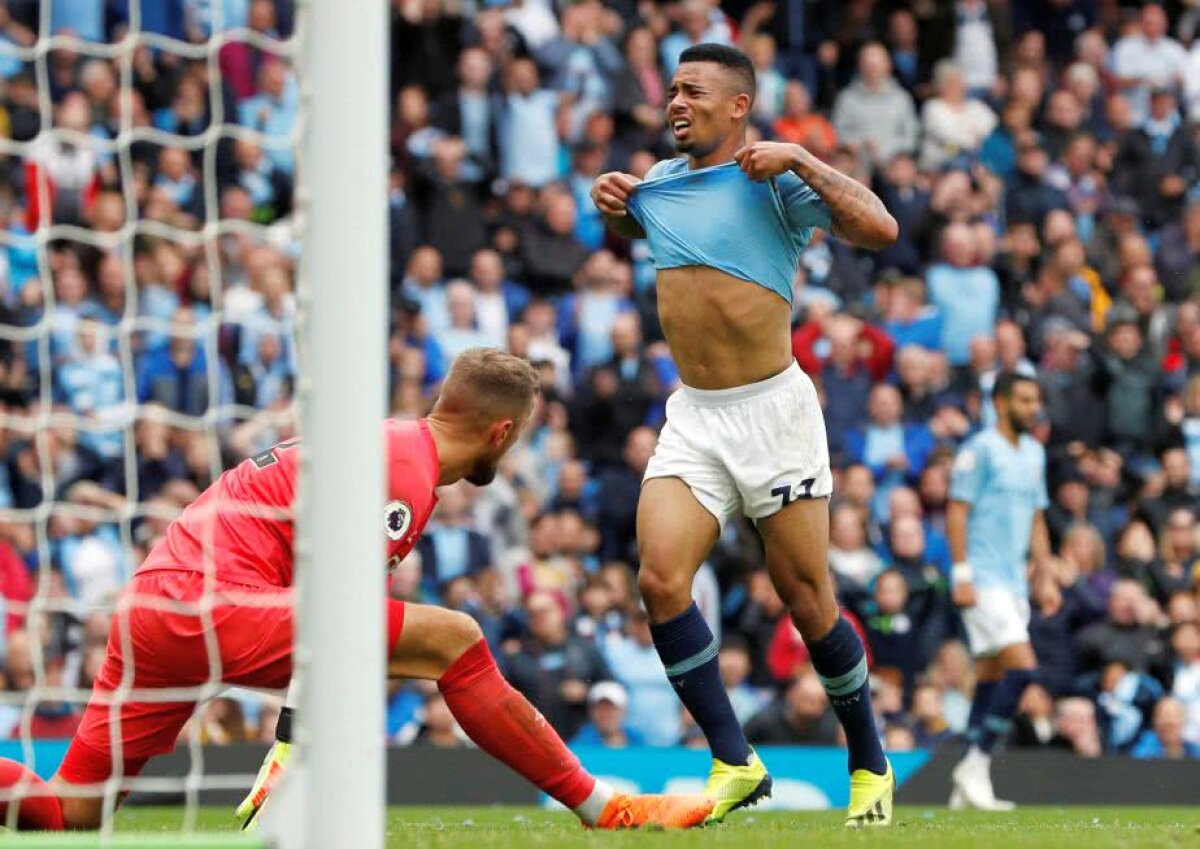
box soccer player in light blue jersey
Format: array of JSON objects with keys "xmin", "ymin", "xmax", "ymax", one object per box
[
  {"xmin": 947, "ymin": 371, "xmax": 1053, "ymax": 810},
  {"xmin": 591, "ymin": 44, "xmax": 899, "ymax": 827}
]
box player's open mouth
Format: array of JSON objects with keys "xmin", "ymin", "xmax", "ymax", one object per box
[{"xmin": 671, "ymin": 119, "xmax": 691, "ymax": 138}]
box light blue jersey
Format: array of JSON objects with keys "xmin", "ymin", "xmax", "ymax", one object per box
[
  {"xmin": 626, "ymin": 159, "xmax": 831, "ymax": 304},
  {"xmin": 950, "ymin": 428, "xmax": 1048, "ymax": 595}
]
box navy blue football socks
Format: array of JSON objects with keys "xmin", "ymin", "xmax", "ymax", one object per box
[
  {"xmin": 807, "ymin": 616, "xmax": 887, "ymax": 775},
  {"xmin": 976, "ymin": 668, "xmax": 1034, "ymax": 754},
  {"xmin": 650, "ymin": 602, "xmax": 752, "ymax": 766},
  {"xmin": 965, "ymin": 679, "xmax": 998, "ymax": 746}
]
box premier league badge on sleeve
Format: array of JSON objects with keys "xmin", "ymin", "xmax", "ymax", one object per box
[{"xmin": 383, "ymin": 500, "xmax": 413, "ymax": 541}]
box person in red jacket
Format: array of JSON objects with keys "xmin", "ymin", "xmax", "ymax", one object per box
[
  {"xmin": 0, "ymin": 349, "xmax": 713, "ymax": 832},
  {"xmin": 792, "ymin": 308, "xmax": 896, "ymax": 383}
]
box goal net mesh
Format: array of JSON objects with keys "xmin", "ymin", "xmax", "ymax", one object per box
[{"xmin": 0, "ymin": 0, "xmax": 304, "ymax": 837}]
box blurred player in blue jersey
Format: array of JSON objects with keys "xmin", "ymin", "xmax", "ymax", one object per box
[
  {"xmin": 948, "ymin": 372, "xmax": 1053, "ymax": 810},
  {"xmin": 591, "ymin": 43, "xmax": 898, "ymax": 827}
]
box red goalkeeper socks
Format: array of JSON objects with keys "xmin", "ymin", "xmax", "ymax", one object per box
[
  {"xmin": 438, "ymin": 639, "xmax": 597, "ymax": 812},
  {"xmin": 0, "ymin": 758, "xmax": 65, "ymax": 830}
]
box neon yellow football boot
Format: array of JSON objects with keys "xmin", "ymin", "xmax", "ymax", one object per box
[
  {"xmin": 844, "ymin": 760, "xmax": 895, "ymax": 828},
  {"xmin": 702, "ymin": 748, "xmax": 773, "ymax": 823}
]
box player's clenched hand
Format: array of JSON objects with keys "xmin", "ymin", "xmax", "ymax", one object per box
[
  {"xmin": 236, "ymin": 739, "xmax": 292, "ymax": 831},
  {"xmin": 590, "ymin": 172, "xmax": 639, "ymax": 217},
  {"xmin": 952, "ymin": 581, "xmax": 976, "ymax": 609},
  {"xmin": 733, "ymin": 141, "xmax": 802, "ymax": 182}
]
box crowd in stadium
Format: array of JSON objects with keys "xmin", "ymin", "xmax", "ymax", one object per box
[{"xmin": 0, "ymin": 0, "xmax": 1197, "ymax": 762}]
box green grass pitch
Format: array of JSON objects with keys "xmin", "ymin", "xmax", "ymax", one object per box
[{"xmin": 43, "ymin": 805, "xmax": 1187, "ymax": 848}]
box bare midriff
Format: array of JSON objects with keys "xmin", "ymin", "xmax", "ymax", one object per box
[{"xmin": 656, "ymin": 266, "xmax": 794, "ymax": 390}]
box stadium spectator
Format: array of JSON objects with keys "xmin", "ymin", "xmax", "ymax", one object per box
[
  {"xmin": 497, "ymin": 59, "xmax": 561, "ymax": 189},
  {"xmin": 594, "ymin": 426, "xmax": 654, "ymax": 563},
  {"xmin": 401, "ymin": 246, "xmax": 449, "ymax": 333},
  {"xmin": 1130, "ymin": 696, "xmax": 1200, "ymax": 759},
  {"xmin": 1156, "ymin": 199, "xmax": 1200, "ymax": 297},
  {"xmin": 1111, "ymin": 3, "xmax": 1187, "ymax": 125},
  {"xmin": 411, "ymin": 139, "xmax": 489, "ymax": 277},
  {"xmin": 926, "ymin": 641, "xmax": 973, "ymax": 733},
  {"xmin": 572, "ymin": 332, "xmax": 655, "ymax": 471},
  {"xmin": 659, "ymin": 0, "xmax": 732, "ymax": 76},
  {"xmin": 717, "ymin": 637, "xmax": 768, "ymax": 725},
  {"xmin": 744, "ymin": 668, "xmax": 839, "ymax": 746},
  {"xmin": 602, "ymin": 607, "xmax": 680, "ymax": 746},
  {"xmin": 411, "ymin": 692, "xmax": 467, "ymax": 748},
  {"xmin": 875, "ymin": 163, "xmax": 931, "ymax": 278},
  {"xmin": 571, "ymin": 681, "xmax": 644, "ymax": 748},
  {"xmin": 1012, "ymin": 684, "xmax": 1058, "ymax": 749},
  {"xmin": 828, "ymin": 503, "xmax": 883, "ymax": 592},
  {"xmin": 1114, "ymin": 86, "xmax": 1197, "ymax": 233},
  {"xmin": 910, "ymin": 682, "xmax": 953, "ymax": 747},
  {"xmin": 1052, "ymin": 697, "xmax": 1104, "ymax": 757},
  {"xmin": 237, "ymin": 60, "xmax": 298, "ymax": 176},
  {"xmin": 832, "ymin": 42, "xmax": 918, "ymax": 165},
  {"xmin": 1137, "ymin": 449, "xmax": 1200, "ymax": 537},
  {"xmin": 430, "ymin": 48, "xmax": 499, "ymax": 185},
  {"xmin": 417, "ymin": 482, "xmax": 491, "ymax": 600},
  {"xmin": 1170, "ymin": 621, "xmax": 1200, "ymax": 744},
  {"xmin": 434, "ymin": 280, "xmax": 491, "ymax": 361},
  {"xmin": 55, "ymin": 321, "xmax": 126, "ymax": 461},
  {"xmin": 1029, "ymin": 557, "xmax": 1106, "ymax": 697},
  {"xmin": 26, "ymin": 93, "xmax": 98, "ymax": 229},
  {"xmin": 846, "ymin": 384, "xmax": 935, "ymax": 494},
  {"xmin": 772, "ymin": 81, "xmax": 835, "ymax": 157},
  {"xmin": 1075, "ymin": 580, "xmax": 1169, "ymax": 681},
  {"xmin": 927, "ymin": 223, "xmax": 1000, "ymax": 368},
  {"xmin": 918, "ymin": 60, "xmax": 997, "ymax": 172},
  {"xmin": 504, "ymin": 590, "xmax": 612, "ymax": 742}
]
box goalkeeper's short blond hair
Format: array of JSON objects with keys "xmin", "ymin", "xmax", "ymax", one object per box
[{"xmin": 434, "ymin": 348, "xmax": 540, "ymax": 428}]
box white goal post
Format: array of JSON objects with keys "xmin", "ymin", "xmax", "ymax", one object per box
[
  {"xmin": 0, "ymin": 0, "xmax": 388, "ymax": 844},
  {"xmin": 286, "ymin": 0, "xmax": 389, "ymax": 847}
]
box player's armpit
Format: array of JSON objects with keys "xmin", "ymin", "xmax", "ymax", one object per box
[{"xmin": 602, "ymin": 212, "xmax": 646, "ymax": 240}]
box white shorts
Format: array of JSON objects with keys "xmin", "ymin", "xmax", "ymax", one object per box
[
  {"xmin": 961, "ymin": 588, "xmax": 1031, "ymax": 657},
  {"xmin": 644, "ymin": 361, "xmax": 833, "ymax": 529}
]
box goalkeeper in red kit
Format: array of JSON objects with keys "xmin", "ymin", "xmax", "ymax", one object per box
[{"xmin": 0, "ymin": 349, "xmax": 714, "ymax": 832}]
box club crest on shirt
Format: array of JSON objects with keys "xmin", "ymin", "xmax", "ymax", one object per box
[{"xmin": 384, "ymin": 500, "xmax": 413, "ymax": 541}]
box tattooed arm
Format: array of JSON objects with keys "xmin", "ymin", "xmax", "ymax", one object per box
[
  {"xmin": 788, "ymin": 146, "xmax": 899, "ymax": 250},
  {"xmin": 734, "ymin": 141, "xmax": 899, "ymax": 251}
]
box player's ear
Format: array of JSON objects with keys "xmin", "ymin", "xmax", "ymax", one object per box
[
  {"xmin": 491, "ymin": 418, "xmax": 514, "ymax": 447},
  {"xmin": 731, "ymin": 91, "xmax": 751, "ymax": 121}
]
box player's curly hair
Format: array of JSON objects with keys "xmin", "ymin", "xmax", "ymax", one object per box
[{"xmin": 435, "ymin": 348, "xmax": 540, "ymax": 426}]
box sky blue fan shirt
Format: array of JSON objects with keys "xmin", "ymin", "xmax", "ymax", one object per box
[
  {"xmin": 949, "ymin": 428, "xmax": 1049, "ymax": 595},
  {"xmin": 626, "ymin": 159, "xmax": 831, "ymax": 305}
]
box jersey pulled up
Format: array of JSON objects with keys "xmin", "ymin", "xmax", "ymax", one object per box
[{"xmin": 625, "ymin": 158, "xmax": 832, "ymax": 304}]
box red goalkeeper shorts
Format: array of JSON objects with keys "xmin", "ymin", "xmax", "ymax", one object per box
[{"xmin": 58, "ymin": 569, "xmax": 407, "ymax": 786}]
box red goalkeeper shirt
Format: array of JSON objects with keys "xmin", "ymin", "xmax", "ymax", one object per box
[{"xmin": 139, "ymin": 419, "xmax": 440, "ymax": 588}]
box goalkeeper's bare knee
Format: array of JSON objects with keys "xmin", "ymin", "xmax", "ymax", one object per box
[
  {"xmin": 439, "ymin": 610, "xmax": 486, "ymax": 670},
  {"xmin": 388, "ymin": 603, "xmax": 486, "ymax": 679}
]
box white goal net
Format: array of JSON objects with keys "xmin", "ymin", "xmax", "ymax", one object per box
[{"xmin": 0, "ymin": 0, "xmax": 373, "ymax": 843}]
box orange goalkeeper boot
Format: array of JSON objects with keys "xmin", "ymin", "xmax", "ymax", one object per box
[{"xmin": 593, "ymin": 792, "xmax": 715, "ymax": 830}]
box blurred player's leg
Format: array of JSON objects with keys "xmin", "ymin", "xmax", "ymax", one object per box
[
  {"xmin": 637, "ymin": 477, "xmax": 770, "ymax": 822},
  {"xmin": 758, "ymin": 497, "xmax": 893, "ymax": 827},
  {"xmin": 952, "ymin": 640, "xmax": 1034, "ymax": 811},
  {"xmin": 392, "ymin": 602, "xmax": 712, "ymax": 829}
]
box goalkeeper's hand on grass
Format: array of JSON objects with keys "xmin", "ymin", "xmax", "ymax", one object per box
[{"xmin": 236, "ymin": 738, "xmax": 292, "ymax": 831}]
